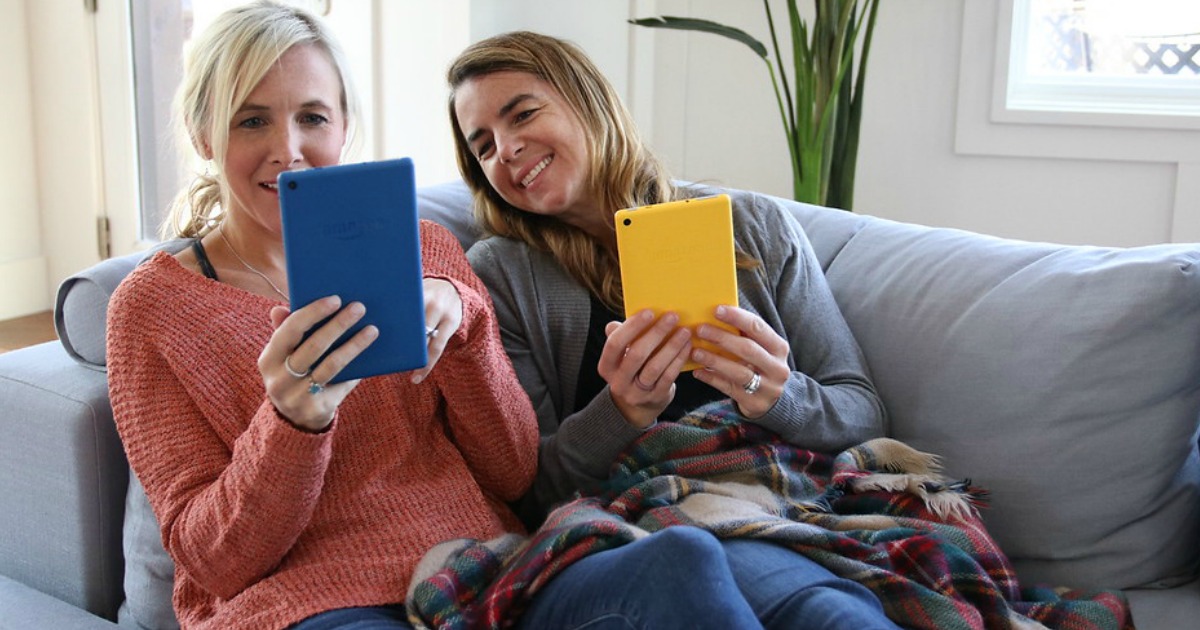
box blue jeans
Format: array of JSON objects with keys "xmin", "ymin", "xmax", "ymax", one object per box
[
  {"xmin": 292, "ymin": 528, "xmax": 900, "ymax": 630},
  {"xmin": 722, "ymin": 537, "xmax": 900, "ymax": 630},
  {"xmin": 520, "ymin": 527, "xmax": 900, "ymax": 630},
  {"xmin": 517, "ymin": 526, "xmax": 761, "ymax": 629},
  {"xmin": 289, "ymin": 604, "xmax": 411, "ymax": 629}
]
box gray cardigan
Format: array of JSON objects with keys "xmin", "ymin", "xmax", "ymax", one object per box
[{"xmin": 467, "ymin": 187, "xmax": 886, "ymax": 514}]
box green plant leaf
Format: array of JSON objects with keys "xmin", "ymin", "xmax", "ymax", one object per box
[
  {"xmin": 631, "ymin": 2, "xmax": 880, "ymax": 210},
  {"xmin": 629, "ymin": 16, "xmax": 769, "ymax": 59}
]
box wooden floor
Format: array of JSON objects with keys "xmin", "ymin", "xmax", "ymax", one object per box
[{"xmin": 0, "ymin": 311, "xmax": 56, "ymax": 354}]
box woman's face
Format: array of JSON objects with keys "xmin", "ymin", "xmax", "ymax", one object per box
[
  {"xmin": 220, "ymin": 44, "xmax": 346, "ymax": 236},
  {"xmin": 454, "ymin": 71, "xmax": 599, "ymax": 232}
]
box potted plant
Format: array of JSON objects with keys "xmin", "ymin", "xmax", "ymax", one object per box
[{"xmin": 631, "ymin": 0, "xmax": 880, "ymax": 210}]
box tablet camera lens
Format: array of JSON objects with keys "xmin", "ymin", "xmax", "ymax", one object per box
[
  {"xmin": 623, "ymin": 218, "xmax": 631, "ymax": 226},
  {"xmin": 288, "ymin": 181, "xmax": 297, "ymax": 190}
]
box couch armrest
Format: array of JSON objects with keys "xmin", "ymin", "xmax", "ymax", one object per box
[
  {"xmin": 0, "ymin": 342, "xmax": 128, "ymax": 621},
  {"xmin": 0, "ymin": 574, "xmax": 120, "ymax": 629}
]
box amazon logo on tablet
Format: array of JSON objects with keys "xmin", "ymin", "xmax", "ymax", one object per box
[{"xmin": 321, "ymin": 218, "xmax": 389, "ymax": 240}]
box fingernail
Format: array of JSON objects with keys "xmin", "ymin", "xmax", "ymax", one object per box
[{"xmin": 715, "ymin": 305, "xmax": 727, "ymax": 317}]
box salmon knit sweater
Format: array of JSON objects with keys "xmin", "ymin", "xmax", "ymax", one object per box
[{"xmin": 107, "ymin": 221, "xmax": 538, "ymax": 630}]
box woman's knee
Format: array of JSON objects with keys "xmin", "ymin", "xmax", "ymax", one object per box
[
  {"xmin": 627, "ymin": 527, "xmax": 732, "ymax": 580},
  {"xmin": 637, "ymin": 526, "xmax": 723, "ymax": 557},
  {"xmin": 519, "ymin": 527, "xmax": 762, "ymax": 629},
  {"xmin": 779, "ymin": 583, "xmax": 899, "ymax": 630}
]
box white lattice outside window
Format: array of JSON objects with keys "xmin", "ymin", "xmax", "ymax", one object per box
[{"xmin": 1007, "ymin": 0, "xmax": 1200, "ymax": 118}]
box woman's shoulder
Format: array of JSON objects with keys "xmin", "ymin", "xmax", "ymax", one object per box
[
  {"xmin": 678, "ymin": 184, "xmax": 793, "ymax": 225},
  {"xmin": 110, "ymin": 250, "xmax": 237, "ymax": 323},
  {"xmin": 113, "ymin": 251, "xmax": 187, "ymax": 303},
  {"xmin": 467, "ymin": 233, "xmax": 529, "ymax": 256},
  {"xmin": 108, "ymin": 252, "xmax": 198, "ymax": 334},
  {"xmin": 677, "ymin": 186, "xmax": 802, "ymax": 249},
  {"xmin": 466, "ymin": 234, "xmax": 539, "ymax": 272}
]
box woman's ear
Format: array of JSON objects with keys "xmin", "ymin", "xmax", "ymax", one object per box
[{"xmin": 192, "ymin": 133, "xmax": 213, "ymax": 161}]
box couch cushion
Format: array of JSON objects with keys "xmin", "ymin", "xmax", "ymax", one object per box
[
  {"xmin": 55, "ymin": 251, "xmax": 144, "ymax": 368},
  {"xmin": 814, "ymin": 214, "xmax": 1200, "ymax": 591},
  {"xmin": 55, "ymin": 241, "xmax": 189, "ymax": 369},
  {"xmin": 117, "ymin": 474, "xmax": 178, "ymax": 630},
  {"xmin": 0, "ymin": 574, "xmax": 122, "ymax": 629},
  {"xmin": 417, "ymin": 179, "xmax": 481, "ymax": 252},
  {"xmin": 0, "ymin": 342, "xmax": 128, "ymax": 621},
  {"xmin": 784, "ymin": 198, "xmax": 870, "ymax": 271}
]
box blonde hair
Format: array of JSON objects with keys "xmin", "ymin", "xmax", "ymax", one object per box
[
  {"xmin": 447, "ymin": 31, "xmax": 674, "ymax": 312},
  {"xmin": 162, "ymin": 0, "xmax": 361, "ymax": 239}
]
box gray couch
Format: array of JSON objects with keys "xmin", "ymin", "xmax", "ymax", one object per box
[{"xmin": 2, "ymin": 180, "xmax": 1198, "ymax": 629}]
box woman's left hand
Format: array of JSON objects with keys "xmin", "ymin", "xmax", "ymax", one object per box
[
  {"xmin": 411, "ymin": 278, "xmax": 463, "ymax": 384},
  {"xmin": 690, "ymin": 305, "xmax": 791, "ymax": 418}
]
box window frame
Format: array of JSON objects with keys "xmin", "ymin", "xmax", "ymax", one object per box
[
  {"xmin": 1000, "ymin": 0, "xmax": 1200, "ymax": 129},
  {"xmin": 954, "ymin": 0, "xmax": 1200, "ymax": 243},
  {"xmin": 955, "ymin": 0, "xmax": 1200, "ymax": 163}
]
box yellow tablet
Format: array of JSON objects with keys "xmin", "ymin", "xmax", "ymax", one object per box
[{"xmin": 615, "ymin": 194, "xmax": 739, "ymax": 371}]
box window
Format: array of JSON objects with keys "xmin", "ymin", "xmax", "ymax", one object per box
[
  {"xmin": 100, "ymin": 0, "xmax": 467, "ymax": 249},
  {"xmin": 129, "ymin": 0, "xmax": 341, "ymax": 243},
  {"xmin": 1004, "ymin": 0, "xmax": 1200, "ymax": 123},
  {"xmin": 954, "ymin": 0, "xmax": 1200, "ymax": 243}
]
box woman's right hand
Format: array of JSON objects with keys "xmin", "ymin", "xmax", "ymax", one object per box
[
  {"xmin": 597, "ymin": 309, "xmax": 693, "ymax": 430},
  {"xmin": 260, "ymin": 296, "xmax": 379, "ymax": 432}
]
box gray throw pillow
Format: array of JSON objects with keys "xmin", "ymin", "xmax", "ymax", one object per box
[
  {"xmin": 55, "ymin": 240, "xmax": 189, "ymax": 369},
  {"xmin": 117, "ymin": 473, "xmax": 178, "ymax": 630},
  {"xmin": 817, "ymin": 215, "xmax": 1200, "ymax": 591}
]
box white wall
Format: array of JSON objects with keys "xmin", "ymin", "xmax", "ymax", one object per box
[
  {"xmin": 468, "ymin": 0, "xmax": 634, "ymax": 103},
  {"xmin": 638, "ymin": 0, "xmax": 1193, "ymax": 247},
  {"xmin": 0, "ymin": 0, "xmax": 48, "ymax": 320},
  {"xmin": 862, "ymin": 0, "xmax": 1188, "ymax": 246},
  {"xmin": 6, "ymin": 0, "xmax": 1195, "ymax": 319},
  {"xmin": 6, "ymin": 0, "xmax": 105, "ymax": 322}
]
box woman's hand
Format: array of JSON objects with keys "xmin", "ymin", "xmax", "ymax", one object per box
[
  {"xmin": 411, "ymin": 278, "xmax": 463, "ymax": 384},
  {"xmin": 261, "ymin": 296, "xmax": 378, "ymax": 432},
  {"xmin": 690, "ymin": 305, "xmax": 791, "ymax": 418},
  {"xmin": 597, "ymin": 309, "xmax": 693, "ymax": 429}
]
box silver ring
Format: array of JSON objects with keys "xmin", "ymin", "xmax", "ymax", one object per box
[
  {"xmin": 308, "ymin": 378, "xmax": 325, "ymax": 395},
  {"xmin": 284, "ymin": 355, "xmax": 310, "ymax": 379},
  {"xmin": 425, "ymin": 325, "xmax": 439, "ymax": 339},
  {"xmin": 742, "ymin": 371, "xmax": 762, "ymax": 395}
]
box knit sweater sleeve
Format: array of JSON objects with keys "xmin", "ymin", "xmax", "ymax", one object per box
[
  {"xmin": 468, "ymin": 240, "xmax": 644, "ymax": 514},
  {"xmin": 107, "ymin": 256, "xmax": 334, "ymax": 601},
  {"xmin": 730, "ymin": 191, "xmax": 887, "ymax": 451},
  {"xmin": 420, "ymin": 221, "xmax": 539, "ymax": 501}
]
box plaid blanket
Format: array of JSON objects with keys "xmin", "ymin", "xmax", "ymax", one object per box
[{"xmin": 407, "ymin": 401, "xmax": 1132, "ymax": 630}]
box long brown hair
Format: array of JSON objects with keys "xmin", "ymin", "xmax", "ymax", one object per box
[{"xmin": 447, "ymin": 31, "xmax": 674, "ymax": 312}]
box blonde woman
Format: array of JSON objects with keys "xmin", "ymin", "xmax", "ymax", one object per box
[{"xmin": 106, "ymin": 3, "xmax": 539, "ymax": 628}]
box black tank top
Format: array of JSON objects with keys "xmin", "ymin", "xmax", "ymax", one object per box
[
  {"xmin": 573, "ymin": 295, "xmax": 724, "ymax": 422},
  {"xmin": 191, "ymin": 238, "xmax": 219, "ymax": 280}
]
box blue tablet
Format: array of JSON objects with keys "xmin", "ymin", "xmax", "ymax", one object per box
[{"xmin": 279, "ymin": 158, "xmax": 427, "ymax": 383}]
